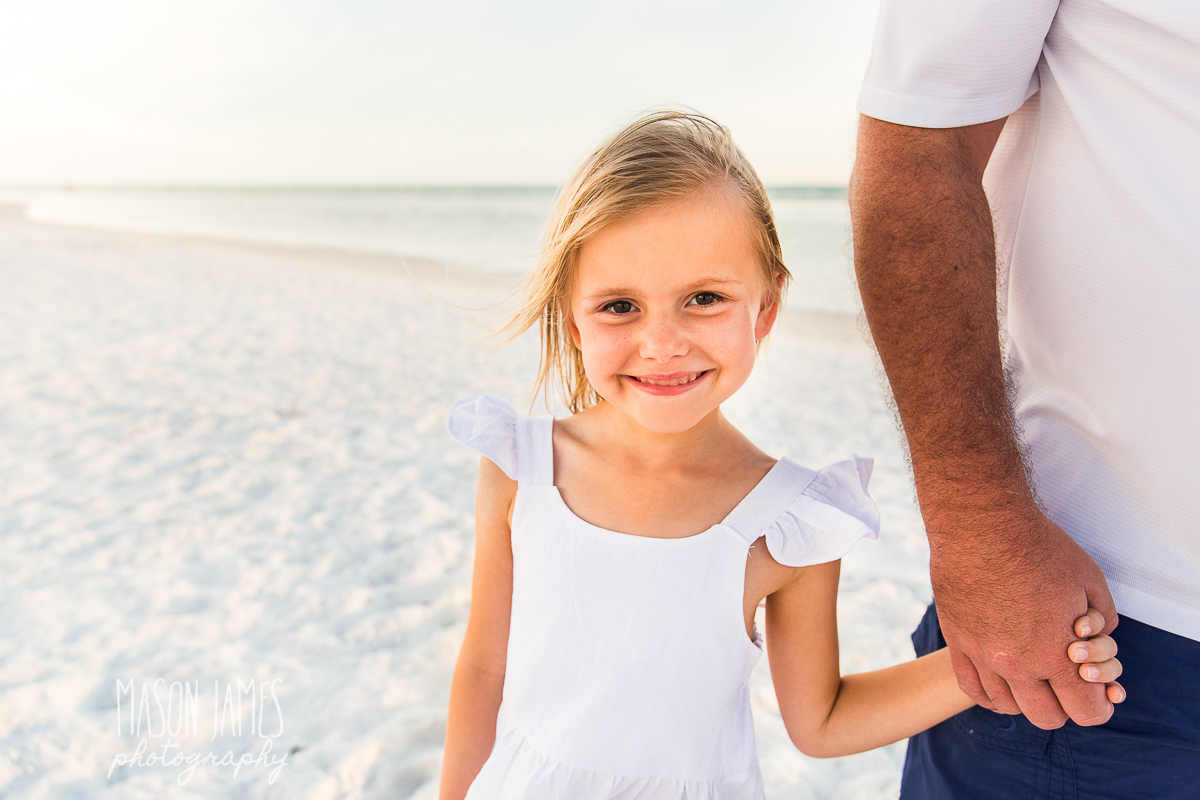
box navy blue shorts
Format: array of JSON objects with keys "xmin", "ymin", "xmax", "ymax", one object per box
[{"xmin": 901, "ymin": 604, "xmax": 1200, "ymax": 799}]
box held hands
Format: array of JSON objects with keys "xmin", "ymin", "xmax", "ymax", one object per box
[
  {"xmin": 1070, "ymin": 608, "xmax": 1124, "ymax": 705},
  {"xmin": 931, "ymin": 509, "xmax": 1120, "ymax": 729}
]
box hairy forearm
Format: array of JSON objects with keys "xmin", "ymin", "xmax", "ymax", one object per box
[
  {"xmin": 788, "ymin": 649, "xmax": 972, "ymax": 758},
  {"xmin": 849, "ymin": 116, "xmax": 1031, "ymax": 535}
]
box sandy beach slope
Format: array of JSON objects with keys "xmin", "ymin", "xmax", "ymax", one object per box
[{"xmin": 0, "ymin": 211, "xmax": 933, "ymax": 799}]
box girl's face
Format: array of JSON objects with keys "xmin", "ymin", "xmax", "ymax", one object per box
[{"xmin": 567, "ymin": 187, "xmax": 779, "ymax": 435}]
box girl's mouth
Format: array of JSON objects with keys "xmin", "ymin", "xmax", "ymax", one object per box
[{"xmin": 626, "ymin": 370, "xmax": 711, "ymax": 394}]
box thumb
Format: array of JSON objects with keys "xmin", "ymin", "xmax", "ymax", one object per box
[{"xmin": 1087, "ymin": 582, "xmax": 1119, "ymax": 636}]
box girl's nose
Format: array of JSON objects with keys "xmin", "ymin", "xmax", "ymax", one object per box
[{"xmin": 638, "ymin": 314, "xmax": 689, "ymax": 363}]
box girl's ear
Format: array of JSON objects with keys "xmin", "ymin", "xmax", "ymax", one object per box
[
  {"xmin": 755, "ymin": 300, "xmax": 780, "ymax": 341},
  {"xmin": 567, "ymin": 309, "xmax": 583, "ymax": 349},
  {"xmin": 755, "ymin": 272, "xmax": 784, "ymax": 341}
]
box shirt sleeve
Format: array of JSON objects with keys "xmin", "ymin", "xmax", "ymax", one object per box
[{"xmin": 857, "ymin": 0, "xmax": 1061, "ymax": 128}]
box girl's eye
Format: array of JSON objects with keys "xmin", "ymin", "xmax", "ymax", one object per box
[
  {"xmin": 688, "ymin": 292, "xmax": 723, "ymax": 307},
  {"xmin": 602, "ymin": 300, "xmax": 636, "ymax": 314}
]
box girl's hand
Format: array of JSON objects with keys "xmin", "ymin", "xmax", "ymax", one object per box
[{"xmin": 1070, "ymin": 608, "xmax": 1125, "ymax": 705}]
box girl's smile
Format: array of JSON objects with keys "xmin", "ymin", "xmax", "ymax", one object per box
[
  {"xmin": 568, "ymin": 186, "xmax": 779, "ymax": 434},
  {"xmin": 625, "ymin": 370, "xmax": 711, "ymax": 395}
]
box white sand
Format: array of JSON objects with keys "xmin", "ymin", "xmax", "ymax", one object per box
[{"xmin": 0, "ymin": 211, "xmax": 933, "ymax": 799}]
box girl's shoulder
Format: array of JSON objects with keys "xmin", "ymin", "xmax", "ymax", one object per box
[{"xmin": 725, "ymin": 455, "xmax": 881, "ymax": 568}]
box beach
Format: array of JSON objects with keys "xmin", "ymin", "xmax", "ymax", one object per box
[{"xmin": 1, "ymin": 206, "xmax": 934, "ymax": 798}]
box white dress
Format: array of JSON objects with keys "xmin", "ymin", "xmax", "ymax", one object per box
[{"xmin": 448, "ymin": 395, "xmax": 880, "ymax": 800}]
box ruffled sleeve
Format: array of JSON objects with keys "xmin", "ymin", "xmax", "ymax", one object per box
[
  {"xmin": 763, "ymin": 456, "xmax": 880, "ymax": 567},
  {"xmin": 447, "ymin": 395, "xmax": 518, "ymax": 480}
]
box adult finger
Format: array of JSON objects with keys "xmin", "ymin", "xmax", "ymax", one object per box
[
  {"xmin": 1008, "ymin": 678, "xmax": 1069, "ymax": 729},
  {"xmin": 948, "ymin": 646, "xmax": 993, "ymax": 708},
  {"xmin": 1087, "ymin": 584, "xmax": 1119, "ymax": 636},
  {"xmin": 976, "ymin": 667, "xmax": 1023, "ymax": 716},
  {"xmin": 1106, "ymin": 682, "xmax": 1126, "ymax": 704},
  {"xmin": 1049, "ymin": 674, "xmax": 1112, "ymax": 727}
]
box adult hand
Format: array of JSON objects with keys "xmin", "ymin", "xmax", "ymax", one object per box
[{"xmin": 929, "ymin": 504, "xmax": 1119, "ymax": 729}]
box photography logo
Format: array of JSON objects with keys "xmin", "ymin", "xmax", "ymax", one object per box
[{"xmin": 108, "ymin": 679, "xmax": 290, "ymax": 785}]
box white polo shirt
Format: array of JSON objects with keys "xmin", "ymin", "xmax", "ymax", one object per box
[{"xmin": 858, "ymin": 0, "xmax": 1200, "ymax": 641}]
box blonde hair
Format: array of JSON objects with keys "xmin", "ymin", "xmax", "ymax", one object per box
[{"xmin": 508, "ymin": 110, "xmax": 790, "ymax": 413}]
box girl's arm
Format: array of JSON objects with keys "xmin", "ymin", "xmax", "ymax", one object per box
[
  {"xmin": 438, "ymin": 457, "xmax": 517, "ymax": 800},
  {"xmin": 767, "ymin": 561, "xmax": 1122, "ymax": 759}
]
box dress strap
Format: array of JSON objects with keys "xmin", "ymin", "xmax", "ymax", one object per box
[
  {"xmin": 516, "ymin": 415, "xmax": 554, "ymax": 486},
  {"xmin": 721, "ymin": 459, "xmax": 817, "ymax": 545}
]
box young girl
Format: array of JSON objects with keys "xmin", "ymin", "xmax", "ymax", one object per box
[{"xmin": 439, "ymin": 112, "xmax": 1123, "ymax": 799}]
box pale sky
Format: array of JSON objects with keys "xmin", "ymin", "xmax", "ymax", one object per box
[{"xmin": 0, "ymin": 0, "xmax": 882, "ymax": 186}]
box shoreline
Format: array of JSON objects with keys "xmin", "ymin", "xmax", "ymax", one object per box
[{"xmin": 0, "ymin": 200, "xmax": 518, "ymax": 294}]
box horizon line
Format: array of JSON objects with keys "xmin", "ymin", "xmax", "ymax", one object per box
[{"xmin": 0, "ymin": 182, "xmax": 849, "ymax": 195}]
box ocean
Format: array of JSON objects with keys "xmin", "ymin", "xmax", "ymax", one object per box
[{"xmin": 0, "ymin": 186, "xmax": 860, "ymax": 316}]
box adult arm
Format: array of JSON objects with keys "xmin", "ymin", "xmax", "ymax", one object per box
[
  {"xmin": 438, "ymin": 457, "xmax": 516, "ymax": 800},
  {"xmin": 848, "ymin": 115, "xmax": 1118, "ymax": 729}
]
